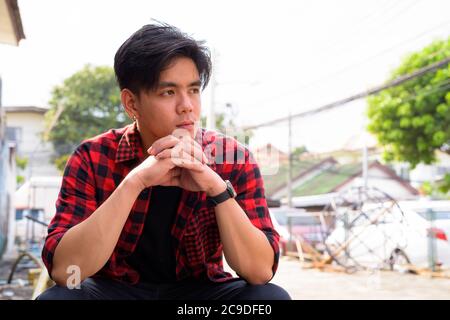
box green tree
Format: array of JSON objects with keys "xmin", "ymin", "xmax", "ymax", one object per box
[
  {"xmin": 291, "ymin": 146, "xmax": 308, "ymax": 161},
  {"xmin": 201, "ymin": 113, "xmax": 253, "ymax": 146},
  {"xmin": 200, "ymin": 112, "xmax": 231, "ymax": 133},
  {"xmin": 45, "ymin": 65, "xmax": 131, "ymax": 172},
  {"xmin": 15, "ymin": 156, "xmax": 28, "ymax": 185},
  {"xmin": 367, "ymin": 38, "xmax": 450, "ymax": 194}
]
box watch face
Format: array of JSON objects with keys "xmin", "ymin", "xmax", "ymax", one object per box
[{"xmin": 226, "ymin": 180, "xmax": 237, "ymax": 197}]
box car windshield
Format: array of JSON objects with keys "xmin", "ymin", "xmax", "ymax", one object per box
[
  {"xmin": 417, "ymin": 210, "xmax": 450, "ymax": 220},
  {"xmin": 271, "ymin": 211, "xmax": 320, "ymax": 226}
]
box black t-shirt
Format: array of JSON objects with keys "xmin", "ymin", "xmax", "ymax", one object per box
[{"xmin": 126, "ymin": 185, "xmax": 182, "ymax": 283}]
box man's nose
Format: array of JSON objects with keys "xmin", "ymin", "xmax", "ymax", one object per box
[{"xmin": 177, "ymin": 93, "xmax": 194, "ymax": 113}]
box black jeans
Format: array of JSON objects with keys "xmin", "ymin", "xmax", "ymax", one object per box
[{"xmin": 36, "ymin": 277, "xmax": 291, "ymax": 300}]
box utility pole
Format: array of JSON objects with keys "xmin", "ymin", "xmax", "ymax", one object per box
[
  {"xmin": 287, "ymin": 111, "xmax": 293, "ymax": 208},
  {"xmin": 0, "ymin": 76, "xmax": 2, "ymax": 107},
  {"xmin": 362, "ymin": 127, "xmax": 369, "ymax": 190},
  {"xmin": 0, "ymin": 76, "xmax": 3, "ymax": 138},
  {"xmin": 427, "ymin": 208, "xmax": 437, "ymax": 272},
  {"xmin": 207, "ymin": 48, "xmax": 216, "ymax": 131},
  {"xmin": 362, "ymin": 143, "xmax": 368, "ymax": 189},
  {"xmin": 242, "ymin": 57, "xmax": 450, "ymax": 131}
]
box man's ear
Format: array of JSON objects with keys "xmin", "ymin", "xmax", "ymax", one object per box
[{"xmin": 121, "ymin": 89, "xmax": 139, "ymax": 120}]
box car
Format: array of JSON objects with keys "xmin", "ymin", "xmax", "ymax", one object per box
[
  {"xmin": 269, "ymin": 207, "xmax": 324, "ymax": 255},
  {"xmin": 325, "ymin": 199, "xmax": 450, "ymax": 271},
  {"xmin": 268, "ymin": 208, "xmax": 290, "ymax": 256}
]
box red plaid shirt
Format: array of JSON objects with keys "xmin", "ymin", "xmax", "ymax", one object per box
[{"xmin": 42, "ymin": 123, "xmax": 279, "ymax": 284}]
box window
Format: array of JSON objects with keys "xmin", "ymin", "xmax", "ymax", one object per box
[
  {"xmin": 437, "ymin": 166, "xmax": 450, "ymax": 176},
  {"xmin": 15, "ymin": 209, "xmax": 24, "ymax": 220},
  {"xmin": 6, "ymin": 127, "xmax": 22, "ymax": 143}
]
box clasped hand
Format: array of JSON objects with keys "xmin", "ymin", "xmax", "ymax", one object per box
[{"xmin": 129, "ymin": 128, "xmax": 225, "ymax": 197}]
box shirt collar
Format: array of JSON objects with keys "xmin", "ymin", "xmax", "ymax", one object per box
[{"xmin": 115, "ymin": 122, "xmax": 145, "ymax": 163}]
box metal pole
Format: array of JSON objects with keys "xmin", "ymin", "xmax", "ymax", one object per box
[
  {"xmin": 288, "ymin": 215, "xmax": 293, "ymax": 251},
  {"xmin": 427, "ymin": 208, "xmax": 436, "ymax": 272},
  {"xmin": 362, "ymin": 142, "xmax": 368, "ymax": 189},
  {"xmin": 343, "ymin": 211, "xmax": 349, "ymax": 265},
  {"xmin": 207, "ymin": 49, "xmax": 216, "ymax": 131},
  {"xmin": 287, "ymin": 111, "xmax": 292, "ymax": 208},
  {"xmin": 0, "ymin": 76, "xmax": 3, "ymax": 139}
]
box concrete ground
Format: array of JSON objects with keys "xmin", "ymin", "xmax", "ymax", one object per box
[
  {"xmin": 0, "ymin": 259, "xmax": 34, "ymax": 300},
  {"xmin": 270, "ymin": 257, "xmax": 450, "ymax": 300},
  {"xmin": 2, "ymin": 256, "xmax": 450, "ymax": 300}
]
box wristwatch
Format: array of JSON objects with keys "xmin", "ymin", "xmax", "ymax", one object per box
[{"xmin": 207, "ymin": 180, "xmax": 237, "ymax": 206}]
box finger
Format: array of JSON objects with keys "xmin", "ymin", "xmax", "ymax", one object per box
[
  {"xmin": 148, "ymin": 135, "xmax": 180, "ymax": 155},
  {"xmin": 155, "ymin": 146, "xmax": 188, "ymax": 166},
  {"xmin": 170, "ymin": 167, "xmax": 182, "ymax": 178},
  {"xmin": 156, "ymin": 142, "xmax": 207, "ymax": 166},
  {"xmin": 185, "ymin": 137, "xmax": 209, "ymax": 164},
  {"xmin": 171, "ymin": 150, "xmax": 205, "ymax": 172},
  {"xmin": 149, "ymin": 135, "xmax": 179, "ymax": 155},
  {"xmin": 157, "ymin": 145, "xmax": 206, "ymax": 168},
  {"xmin": 180, "ymin": 140, "xmax": 207, "ymax": 164},
  {"xmin": 159, "ymin": 156, "xmax": 177, "ymax": 170},
  {"xmin": 157, "ymin": 148, "xmax": 195, "ymax": 169},
  {"xmin": 154, "ymin": 148, "xmax": 172, "ymax": 160},
  {"xmin": 171, "ymin": 127, "xmax": 191, "ymax": 140},
  {"xmin": 158, "ymin": 166, "xmax": 181, "ymax": 187},
  {"xmin": 176, "ymin": 136, "xmax": 208, "ymax": 164}
]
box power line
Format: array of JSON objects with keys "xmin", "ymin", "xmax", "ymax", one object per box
[
  {"xmin": 250, "ymin": 18, "xmax": 450, "ymax": 108},
  {"xmin": 243, "ymin": 56, "xmax": 450, "ymax": 130},
  {"xmin": 252, "ymin": 79, "xmax": 450, "ymax": 197},
  {"xmin": 314, "ymin": 0, "xmax": 421, "ymax": 61},
  {"xmin": 396, "ymin": 80, "xmax": 450, "ymax": 105},
  {"xmin": 249, "ymin": 79, "xmax": 450, "ymax": 131}
]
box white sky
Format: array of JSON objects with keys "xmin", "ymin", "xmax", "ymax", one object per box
[{"xmin": 0, "ymin": 0, "xmax": 449, "ymax": 152}]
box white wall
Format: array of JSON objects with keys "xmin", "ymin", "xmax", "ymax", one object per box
[
  {"xmin": 337, "ymin": 166, "xmax": 417, "ymax": 200},
  {"xmin": 393, "ymin": 152, "xmax": 450, "ymax": 189},
  {"xmin": 6, "ymin": 111, "xmax": 59, "ymax": 177},
  {"xmin": 14, "ymin": 177, "xmax": 62, "ymax": 247},
  {"xmin": 4, "ymin": 143, "xmax": 16, "ymax": 258}
]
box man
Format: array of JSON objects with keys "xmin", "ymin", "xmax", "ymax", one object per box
[{"xmin": 38, "ymin": 22, "xmax": 290, "ymax": 300}]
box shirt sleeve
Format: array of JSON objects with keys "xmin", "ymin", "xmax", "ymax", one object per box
[
  {"xmin": 41, "ymin": 143, "xmax": 97, "ymax": 277},
  {"xmin": 232, "ymin": 147, "xmax": 280, "ymax": 280}
]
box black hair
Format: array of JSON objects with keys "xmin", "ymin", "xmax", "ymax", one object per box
[{"xmin": 114, "ymin": 22, "xmax": 212, "ymax": 94}]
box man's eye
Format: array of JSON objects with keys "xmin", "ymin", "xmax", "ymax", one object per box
[
  {"xmin": 162, "ymin": 90, "xmax": 175, "ymax": 96},
  {"xmin": 191, "ymin": 88, "xmax": 200, "ymax": 94}
]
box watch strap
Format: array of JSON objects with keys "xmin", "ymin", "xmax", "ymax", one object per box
[{"xmin": 208, "ymin": 180, "xmax": 236, "ymax": 206}]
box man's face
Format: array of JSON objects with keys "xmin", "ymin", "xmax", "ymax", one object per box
[{"xmin": 135, "ymin": 57, "xmax": 202, "ymax": 142}]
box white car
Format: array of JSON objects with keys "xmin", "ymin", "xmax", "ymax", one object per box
[
  {"xmin": 269, "ymin": 207, "xmax": 324, "ymax": 256},
  {"xmin": 268, "ymin": 208, "xmax": 290, "ymax": 256},
  {"xmin": 325, "ymin": 200, "xmax": 450, "ymax": 271}
]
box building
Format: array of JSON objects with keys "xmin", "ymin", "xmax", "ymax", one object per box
[
  {"xmin": 253, "ymin": 143, "xmax": 289, "ymax": 163},
  {"xmin": 4, "ymin": 106, "xmax": 60, "ymax": 247},
  {"xmin": 4, "ymin": 106, "xmax": 59, "ymax": 178},
  {"xmin": 252, "ymin": 143, "xmax": 289, "ymax": 177},
  {"xmin": 0, "ymin": 0, "xmax": 25, "ymax": 46},
  {"xmin": 393, "ymin": 151, "xmax": 450, "ymax": 191},
  {"xmin": 265, "ymin": 158, "xmax": 419, "ymax": 204},
  {"xmin": 0, "ymin": 0, "xmax": 25, "ymax": 258},
  {"xmin": 320, "ymin": 160, "xmax": 419, "ymax": 200},
  {"xmin": 14, "ymin": 176, "xmax": 62, "ymax": 247},
  {"xmin": 264, "ymin": 157, "xmax": 338, "ymax": 199}
]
